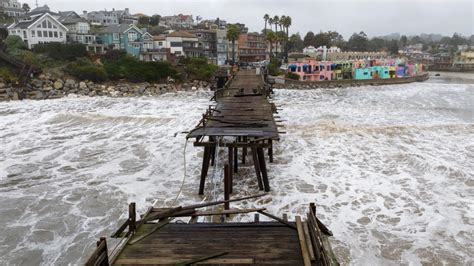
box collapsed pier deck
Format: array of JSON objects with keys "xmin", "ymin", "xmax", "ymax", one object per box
[
  {"xmin": 86, "ymin": 200, "xmax": 338, "ymax": 265},
  {"xmin": 187, "ymin": 69, "xmax": 279, "ymax": 195}
]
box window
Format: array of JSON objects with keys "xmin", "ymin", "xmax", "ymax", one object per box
[
  {"xmin": 158, "ymin": 41, "xmax": 163, "ymax": 46},
  {"xmin": 38, "ymin": 31, "xmax": 42, "ymax": 37},
  {"xmin": 170, "ymin": 42, "xmax": 183, "ymax": 47},
  {"xmin": 49, "ymin": 31, "xmax": 53, "ymax": 38},
  {"xmin": 43, "ymin": 31, "xmax": 47, "ymax": 37},
  {"xmin": 60, "ymin": 32, "xmax": 63, "ymax": 38},
  {"xmin": 37, "ymin": 24, "xmax": 41, "ymax": 28},
  {"xmin": 32, "ymin": 30, "xmax": 35, "ymax": 37},
  {"xmin": 53, "ymin": 24, "xmax": 57, "ymax": 29},
  {"xmin": 47, "ymin": 21, "xmax": 52, "ymax": 28},
  {"xmin": 54, "ymin": 32, "xmax": 58, "ymax": 38},
  {"xmin": 42, "ymin": 21, "xmax": 47, "ymax": 28},
  {"xmin": 23, "ymin": 31, "xmax": 27, "ymax": 38},
  {"xmin": 128, "ymin": 31, "xmax": 137, "ymax": 41},
  {"xmin": 113, "ymin": 33, "xmax": 119, "ymax": 41}
]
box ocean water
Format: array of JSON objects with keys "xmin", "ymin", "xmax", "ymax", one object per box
[{"xmin": 0, "ymin": 75, "xmax": 472, "ymax": 265}]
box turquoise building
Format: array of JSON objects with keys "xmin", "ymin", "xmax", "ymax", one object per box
[
  {"xmin": 354, "ymin": 68, "xmax": 372, "ymax": 80},
  {"xmin": 97, "ymin": 24, "xmax": 152, "ymax": 58},
  {"xmin": 371, "ymin": 66, "xmax": 390, "ymax": 79}
]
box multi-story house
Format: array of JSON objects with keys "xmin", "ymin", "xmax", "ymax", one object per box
[
  {"xmin": 156, "ymin": 31, "xmax": 201, "ymax": 58},
  {"xmin": 7, "ymin": 7, "xmax": 68, "ymax": 49},
  {"xmin": 453, "ymin": 51, "xmax": 474, "ymax": 71},
  {"xmin": 84, "ymin": 8, "xmax": 137, "ymax": 26},
  {"xmin": 237, "ymin": 32, "xmax": 266, "ymax": 63},
  {"xmin": 190, "ymin": 29, "xmax": 217, "ymax": 64},
  {"xmin": 57, "ymin": 11, "xmax": 95, "ymax": 45},
  {"xmin": 159, "ymin": 14, "xmax": 194, "ymax": 29},
  {"xmin": 216, "ymin": 29, "xmax": 228, "ymax": 65},
  {"xmin": 0, "ymin": 0, "xmax": 25, "ymax": 17},
  {"xmin": 96, "ymin": 24, "xmax": 149, "ymax": 58}
]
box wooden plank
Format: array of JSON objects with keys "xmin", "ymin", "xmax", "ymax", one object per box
[
  {"xmin": 173, "ymin": 208, "xmax": 265, "ymax": 217},
  {"xmin": 177, "ymin": 252, "xmax": 228, "ymax": 265},
  {"xmin": 257, "ymin": 211, "xmax": 296, "ymax": 229},
  {"xmin": 303, "ymin": 222, "xmax": 316, "ymax": 261},
  {"xmin": 128, "ymin": 219, "xmax": 170, "ymax": 245},
  {"xmin": 296, "ymin": 216, "xmax": 312, "ymax": 266}
]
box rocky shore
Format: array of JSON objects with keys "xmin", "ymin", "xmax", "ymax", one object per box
[{"xmin": 0, "ymin": 74, "xmax": 213, "ymax": 101}]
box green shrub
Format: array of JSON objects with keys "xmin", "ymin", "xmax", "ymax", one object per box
[
  {"xmin": 286, "ymin": 72, "xmax": 300, "ymax": 80},
  {"xmin": 65, "ymin": 58, "xmax": 107, "ymax": 82},
  {"xmin": 268, "ymin": 58, "xmax": 281, "ymax": 76},
  {"xmin": 0, "ymin": 67, "xmax": 18, "ymax": 83},
  {"xmin": 103, "ymin": 55, "xmax": 179, "ymax": 82},
  {"xmin": 33, "ymin": 43, "xmax": 88, "ymax": 60},
  {"xmin": 181, "ymin": 57, "xmax": 219, "ymax": 81},
  {"xmin": 5, "ymin": 35, "xmax": 26, "ymax": 54}
]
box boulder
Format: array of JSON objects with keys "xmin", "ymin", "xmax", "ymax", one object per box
[
  {"xmin": 88, "ymin": 91, "xmax": 96, "ymax": 97},
  {"xmin": 65, "ymin": 79, "xmax": 76, "ymax": 88},
  {"xmin": 53, "ymin": 80, "xmax": 64, "ymax": 90},
  {"xmin": 12, "ymin": 92, "xmax": 19, "ymax": 101},
  {"xmin": 43, "ymin": 86, "xmax": 53, "ymax": 91},
  {"xmin": 0, "ymin": 83, "xmax": 5, "ymax": 89},
  {"xmin": 79, "ymin": 81, "xmax": 87, "ymax": 89},
  {"xmin": 35, "ymin": 91, "xmax": 44, "ymax": 100}
]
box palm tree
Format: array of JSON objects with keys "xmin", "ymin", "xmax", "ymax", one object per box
[
  {"xmin": 273, "ymin": 15, "xmax": 279, "ymax": 33},
  {"xmin": 280, "ymin": 16, "xmax": 292, "ymax": 59},
  {"xmin": 280, "ymin": 15, "xmax": 286, "ymax": 32},
  {"xmin": 266, "ymin": 31, "xmax": 277, "ymax": 58},
  {"xmin": 227, "ymin": 24, "xmax": 240, "ymax": 64},
  {"xmin": 268, "ymin": 18, "xmax": 274, "ymax": 34},
  {"xmin": 263, "ymin": 14, "xmax": 270, "ymax": 35}
]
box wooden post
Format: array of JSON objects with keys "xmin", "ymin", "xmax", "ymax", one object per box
[
  {"xmin": 224, "ymin": 164, "xmax": 230, "ymax": 212},
  {"xmin": 233, "ymin": 145, "xmax": 238, "ymax": 173},
  {"xmin": 242, "ymin": 137, "xmax": 247, "ymax": 164},
  {"xmin": 268, "ymin": 139, "xmax": 273, "ymax": 163},
  {"xmin": 254, "ymin": 213, "xmax": 260, "ymax": 223},
  {"xmin": 199, "ymin": 146, "xmax": 212, "ymax": 195},
  {"xmin": 228, "ymin": 147, "xmax": 233, "ymax": 194},
  {"xmin": 251, "ymin": 147, "xmax": 264, "ymax": 190},
  {"xmin": 129, "ymin": 203, "xmax": 136, "ymax": 234},
  {"xmin": 257, "ymin": 147, "xmax": 270, "ymax": 192}
]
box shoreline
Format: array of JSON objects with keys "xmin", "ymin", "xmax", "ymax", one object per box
[
  {"xmin": 0, "ymin": 74, "xmax": 214, "ymax": 102},
  {"xmin": 272, "ymin": 73, "xmax": 429, "ymax": 89}
]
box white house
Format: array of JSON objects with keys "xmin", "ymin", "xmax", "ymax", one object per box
[
  {"xmin": 0, "ymin": 0, "xmax": 25, "ymax": 17},
  {"xmin": 8, "ymin": 12, "xmax": 68, "ymax": 49}
]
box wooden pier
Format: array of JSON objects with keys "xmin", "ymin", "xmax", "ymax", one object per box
[
  {"xmin": 187, "ymin": 69, "xmax": 279, "ymax": 196},
  {"xmin": 86, "ymin": 195, "xmax": 338, "ymax": 265},
  {"xmin": 85, "ymin": 69, "xmax": 339, "ymax": 265}
]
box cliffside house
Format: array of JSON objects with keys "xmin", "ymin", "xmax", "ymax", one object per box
[
  {"xmin": 0, "ymin": 0, "xmax": 25, "ymax": 17},
  {"xmin": 96, "ymin": 24, "xmax": 149, "ymax": 58},
  {"xmin": 57, "ymin": 11, "xmax": 94, "ymax": 45},
  {"xmin": 7, "ymin": 7, "xmax": 68, "ymax": 49},
  {"xmin": 83, "ymin": 8, "xmax": 137, "ymax": 26},
  {"xmin": 159, "ymin": 14, "xmax": 194, "ymax": 29}
]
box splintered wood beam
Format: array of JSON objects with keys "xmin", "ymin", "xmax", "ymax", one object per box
[
  {"xmin": 194, "ymin": 141, "xmax": 271, "ymax": 148},
  {"xmin": 296, "ymin": 216, "xmax": 312, "ymax": 266}
]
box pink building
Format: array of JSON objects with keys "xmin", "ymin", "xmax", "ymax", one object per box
[{"xmin": 288, "ymin": 57, "xmax": 334, "ymax": 81}]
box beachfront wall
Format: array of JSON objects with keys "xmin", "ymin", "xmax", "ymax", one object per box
[{"xmin": 288, "ymin": 58, "xmax": 423, "ymax": 82}]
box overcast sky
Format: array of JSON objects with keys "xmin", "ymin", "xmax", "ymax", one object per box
[{"xmin": 23, "ymin": 0, "xmax": 473, "ymax": 38}]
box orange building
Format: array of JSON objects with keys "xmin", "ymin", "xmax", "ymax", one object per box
[{"xmin": 237, "ymin": 32, "xmax": 266, "ymax": 63}]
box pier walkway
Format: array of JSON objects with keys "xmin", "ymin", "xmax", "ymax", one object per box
[
  {"xmin": 86, "ymin": 199, "xmax": 338, "ymax": 266},
  {"xmin": 187, "ymin": 69, "xmax": 279, "ymax": 195}
]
